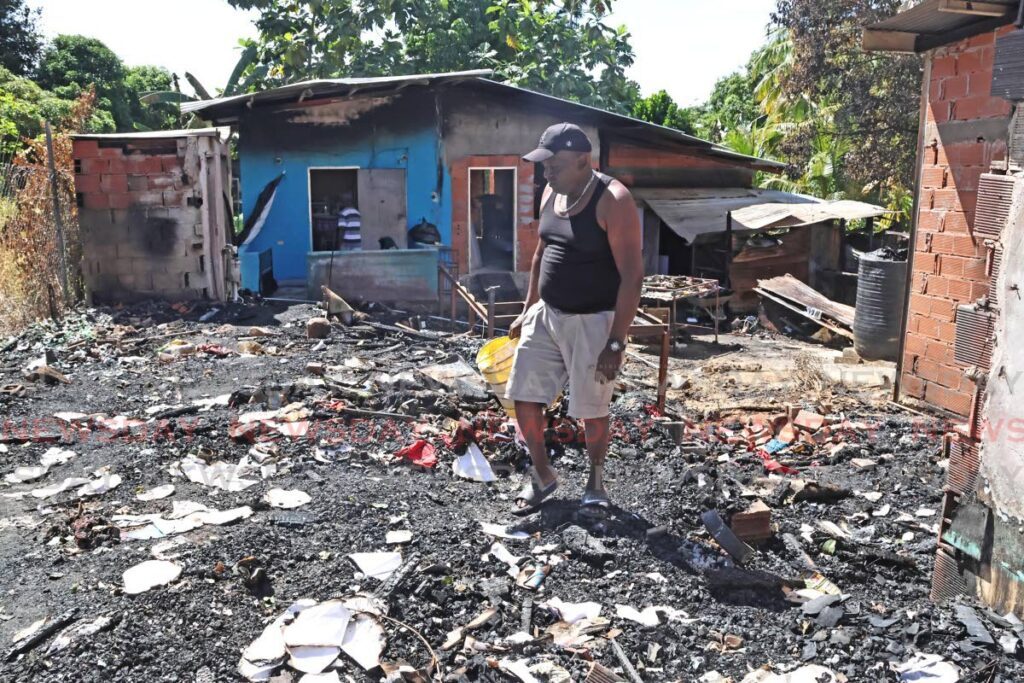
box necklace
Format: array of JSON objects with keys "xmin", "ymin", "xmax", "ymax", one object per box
[{"xmin": 555, "ymin": 171, "xmax": 598, "ymax": 216}]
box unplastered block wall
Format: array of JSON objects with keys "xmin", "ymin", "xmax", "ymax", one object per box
[
  {"xmin": 73, "ymin": 136, "xmax": 206, "ymax": 302},
  {"xmin": 902, "ymin": 25, "xmax": 1013, "ymax": 416}
]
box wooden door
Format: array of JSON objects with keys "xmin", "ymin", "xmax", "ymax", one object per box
[{"xmin": 357, "ymin": 169, "xmax": 407, "ymax": 250}]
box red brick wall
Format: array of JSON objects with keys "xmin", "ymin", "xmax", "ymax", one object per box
[
  {"xmin": 901, "ymin": 26, "xmax": 1013, "ymax": 415},
  {"xmin": 449, "ymin": 155, "xmax": 537, "ymax": 274}
]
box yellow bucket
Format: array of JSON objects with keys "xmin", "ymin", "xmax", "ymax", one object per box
[{"xmin": 476, "ymin": 336, "xmax": 518, "ymax": 417}]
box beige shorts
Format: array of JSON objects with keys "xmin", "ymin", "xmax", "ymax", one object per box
[{"xmin": 505, "ymin": 301, "xmax": 617, "ymax": 419}]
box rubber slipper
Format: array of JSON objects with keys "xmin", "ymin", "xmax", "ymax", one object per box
[
  {"xmin": 512, "ymin": 475, "xmax": 558, "ymax": 516},
  {"xmin": 580, "ymin": 489, "xmax": 611, "ymax": 509}
]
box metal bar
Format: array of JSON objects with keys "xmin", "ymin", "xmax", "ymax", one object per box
[
  {"xmin": 610, "ymin": 639, "xmax": 644, "ymax": 683},
  {"xmin": 44, "ymin": 121, "xmax": 69, "ymax": 307},
  {"xmin": 657, "ymin": 329, "xmax": 669, "ymax": 413},
  {"xmin": 893, "ymin": 50, "xmax": 932, "ymax": 402}
]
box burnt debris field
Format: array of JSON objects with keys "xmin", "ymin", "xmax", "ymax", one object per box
[{"xmin": 0, "ymin": 300, "xmax": 1019, "ymax": 683}]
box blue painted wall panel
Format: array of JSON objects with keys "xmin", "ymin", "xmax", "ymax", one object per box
[{"xmin": 237, "ymin": 97, "xmax": 451, "ymax": 284}]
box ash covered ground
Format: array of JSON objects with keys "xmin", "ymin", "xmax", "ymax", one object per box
[{"xmin": 0, "ymin": 300, "xmax": 1018, "ymax": 683}]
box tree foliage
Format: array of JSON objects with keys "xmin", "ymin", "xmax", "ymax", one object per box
[
  {"xmin": 227, "ymin": 0, "xmax": 638, "ymax": 113},
  {"xmin": 0, "ymin": 66, "xmax": 114, "ymax": 153},
  {"xmin": 36, "ymin": 35, "xmax": 133, "ymax": 130},
  {"xmin": 771, "ymin": 0, "xmax": 922, "ymax": 213},
  {"xmin": 125, "ymin": 65, "xmax": 178, "ymax": 131},
  {"xmin": 0, "ymin": 0, "xmax": 43, "ymax": 77},
  {"xmin": 630, "ymin": 90, "xmax": 699, "ymax": 135}
]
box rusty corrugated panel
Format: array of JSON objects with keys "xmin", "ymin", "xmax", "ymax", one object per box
[
  {"xmin": 988, "ymin": 242, "xmax": 1003, "ymax": 307},
  {"xmin": 954, "ymin": 304, "xmax": 995, "ymax": 370},
  {"xmin": 948, "ymin": 435, "xmax": 981, "ymax": 495},
  {"xmin": 931, "ymin": 545, "xmax": 969, "ymax": 603},
  {"xmin": 585, "ymin": 663, "xmax": 625, "ymax": 683},
  {"xmin": 994, "ymin": 29, "xmax": 1024, "ymax": 102},
  {"xmin": 974, "ymin": 174, "xmax": 1017, "ymax": 239}
]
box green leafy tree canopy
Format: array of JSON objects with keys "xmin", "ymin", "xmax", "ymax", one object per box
[
  {"xmin": 36, "ymin": 34, "xmax": 131, "ymax": 130},
  {"xmin": 0, "ymin": 0, "xmax": 43, "ymax": 77},
  {"xmin": 227, "ymin": 0, "xmax": 638, "ymax": 114}
]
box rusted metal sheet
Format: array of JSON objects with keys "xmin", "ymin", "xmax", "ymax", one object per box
[
  {"xmin": 639, "ymin": 189, "xmax": 818, "ymax": 244},
  {"xmin": 948, "ymin": 434, "xmax": 981, "ymax": 496},
  {"xmin": 954, "ymin": 304, "xmax": 995, "ymax": 370},
  {"xmin": 931, "ymin": 544, "xmax": 969, "ymax": 603},
  {"xmin": 731, "ymin": 199, "xmax": 889, "ymax": 231},
  {"xmin": 755, "ymin": 273, "xmax": 856, "ymax": 329},
  {"xmin": 974, "ymin": 174, "xmax": 1018, "ymax": 238}
]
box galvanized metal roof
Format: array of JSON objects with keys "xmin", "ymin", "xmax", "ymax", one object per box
[
  {"xmin": 181, "ymin": 70, "xmax": 785, "ymax": 171},
  {"xmin": 865, "ymin": 0, "xmax": 1018, "ymax": 52},
  {"xmin": 637, "ymin": 188, "xmax": 821, "ymax": 244}
]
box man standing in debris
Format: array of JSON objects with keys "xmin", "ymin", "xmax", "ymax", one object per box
[{"xmin": 506, "ymin": 122, "xmax": 644, "ymax": 514}]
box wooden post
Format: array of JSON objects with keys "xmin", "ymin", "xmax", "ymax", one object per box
[
  {"xmin": 438, "ymin": 269, "xmax": 444, "ymax": 320},
  {"xmin": 657, "ymin": 328, "xmax": 670, "ymax": 413},
  {"xmin": 724, "ymin": 211, "xmax": 733, "ymax": 289},
  {"xmin": 44, "ymin": 121, "xmax": 69, "ymax": 307},
  {"xmin": 449, "ymin": 273, "xmax": 457, "ymax": 332}
]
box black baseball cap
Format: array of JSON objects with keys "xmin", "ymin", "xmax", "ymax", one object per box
[{"xmin": 523, "ymin": 122, "xmax": 593, "ymax": 162}]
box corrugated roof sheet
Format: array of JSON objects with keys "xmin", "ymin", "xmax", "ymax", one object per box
[
  {"xmin": 639, "ymin": 188, "xmax": 821, "ymax": 244},
  {"xmin": 181, "ymin": 70, "xmax": 785, "ymax": 171},
  {"xmin": 865, "ymin": 0, "xmax": 1017, "ymax": 52},
  {"xmin": 731, "ymin": 200, "xmax": 890, "ymax": 231},
  {"xmin": 71, "ymin": 127, "xmax": 230, "ymax": 140}
]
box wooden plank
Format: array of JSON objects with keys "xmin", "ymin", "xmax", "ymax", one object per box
[
  {"xmin": 357, "ymin": 169, "xmax": 407, "ymax": 250},
  {"xmin": 756, "ymin": 274, "xmax": 855, "ymax": 328},
  {"xmin": 862, "ymin": 28, "xmax": 918, "ymax": 53},
  {"xmin": 938, "ymin": 0, "xmax": 1012, "ymax": 17}
]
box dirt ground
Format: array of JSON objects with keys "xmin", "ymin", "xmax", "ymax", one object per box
[{"xmin": 0, "ymin": 300, "xmax": 1017, "ymax": 683}]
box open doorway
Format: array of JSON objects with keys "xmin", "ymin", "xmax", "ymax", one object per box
[
  {"xmin": 309, "ymin": 168, "xmax": 359, "ymax": 251},
  {"xmin": 469, "ymin": 167, "xmax": 516, "ymax": 272}
]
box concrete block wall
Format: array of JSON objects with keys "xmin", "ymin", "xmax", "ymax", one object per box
[
  {"xmin": 901, "ymin": 25, "xmax": 1013, "ymax": 416},
  {"xmin": 73, "ymin": 137, "xmax": 208, "ymax": 302}
]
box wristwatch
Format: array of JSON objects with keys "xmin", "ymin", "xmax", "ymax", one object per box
[{"xmin": 606, "ymin": 338, "xmax": 624, "ymax": 353}]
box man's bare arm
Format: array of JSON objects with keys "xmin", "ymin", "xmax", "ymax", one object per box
[{"xmin": 601, "ymin": 180, "xmax": 644, "ymax": 344}]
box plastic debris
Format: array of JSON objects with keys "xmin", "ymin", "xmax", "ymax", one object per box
[
  {"xmin": 395, "ymin": 440, "xmax": 438, "ymax": 468},
  {"xmin": 480, "ymin": 522, "xmax": 530, "ymax": 541},
  {"xmin": 136, "ymin": 484, "xmax": 175, "ymax": 501},
  {"xmin": 179, "ymin": 456, "xmax": 259, "ymax": 492},
  {"xmin": 265, "ymin": 488, "xmax": 312, "ymax": 509},
  {"xmin": 892, "ymin": 653, "xmax": 962, "ymax": 682},
  {"xmin": 114, "ymin": 501, "xmax": 253, "ymax": 540},
  {"xmin": 541, "ymin": 597, "xmax": 602, "ymax": 624},
  {"xmin": 122, "ymin": 559, "xmax": 182, "ymax": 595},
  {"xmin": 385, "ymin": 530, "xmax": 412, "ymax": 544},
  {"xmin": 348, "ymin": 552, "xmax": 402, "ymax": 581},
  {"xmin": 453, "ymin": 443, "xmax": 496, "ymax": 482}
]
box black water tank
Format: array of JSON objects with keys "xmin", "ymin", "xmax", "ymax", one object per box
[{"xmin": 853, "ymin": 249, "xmax": 908, "ymax": 361}]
